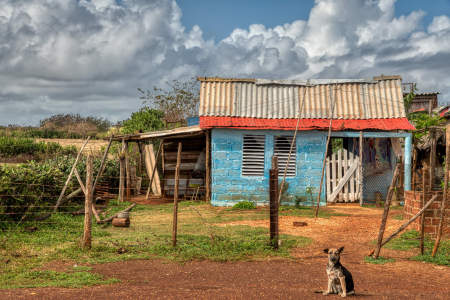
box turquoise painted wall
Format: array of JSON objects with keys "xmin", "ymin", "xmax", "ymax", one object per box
[{"xmin": 211, "ymin": 128, "xmax": 327, "ymax": 207}]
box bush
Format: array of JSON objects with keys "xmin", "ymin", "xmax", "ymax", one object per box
[
  {"xmin": 0, "ymin": 136, "xmax": 76, "ymax": 158},
  {"xmin": 120, "ymin": 108, "xmax": 164, "ymax": 134},
  {"xmin": 232, "ymin": 201, "xmax": 256, "ymax": 210},
  {"xmin": 0, "ymin": 155, "xmax": 119, "ymax": 225}
]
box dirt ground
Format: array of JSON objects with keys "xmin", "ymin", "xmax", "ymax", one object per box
[
  {"xmin": 1, "ymin": 206, "xmax": 449, "ymax": 299},
  {"xmin": 36, "ymin": 138, "xmax": 109, "ymax": 154}
]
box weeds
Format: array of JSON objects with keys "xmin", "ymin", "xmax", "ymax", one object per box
[{"xmin": 364, "ymin": 256, "xmax": 395, "ymax": 264}]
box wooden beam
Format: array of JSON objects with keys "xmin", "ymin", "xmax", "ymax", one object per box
[
  {"xmin": 420, "ymin": 167, "xmax": 427, "ymax": 254},
  {"xmin": 119, "ymin": 140, "xmax": 126, "ymax": 202},
  {"xmin": 74, "ymin": 168, "xmax": 86, "ymax": 195},
  {"xmin": 379, "ymin": 195, "xmax": 438, "ymax": 248},
  {"xmin": 145, "ymin": 142, "xmax": 163, "ymax": 199},
  {"xmin": 54, "ymin": 136, "xmax": 91, "ymax": 212},
  {"xmin": 172, "ymin": 142, "xmax": 182, "ymax": 247},
  {"xmin": 82, "ymin": 154, "xmax": 93, "ymax": 249},
  {"xmin": 429, "ymin": 129, "xmax": 436, "ymax": 190},
  {"xmin": 373, "ymin": 163, "xmax": 401, "ymax": 258},
  {"xmin": 125, "ymin": 141, "xmax": 131, "ymax": 201}
]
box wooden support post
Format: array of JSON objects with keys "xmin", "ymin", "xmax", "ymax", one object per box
[
  {"xmin": 93, "ymin": 137, "xmax": 113, "ymax": 192},
  {"xmin": 270, "ymin": 156, "xmax": 279, "ymax": 249},
  {"xmin": 429, "ymin": 129, "xmax": 436, "ymax": 190},
  {"xmin": 379, "ymin": 195, "xmax": 438, "ymax": 249},
  {"xmin": 145, "ymin": 141, "xmax": 163, "ymax": 200},
  {"xmin": 125, "ymin": 141, "xmax": 131, "ymax": 201},
  {"xmin": 119, "ymin": 140, "xmax": 126, "ymax": 202},
  {"xmin": 315, "ymin": 128, "xmax": 332, "ymax": 217},
  {"xmin": 54, "ymin": 136, "xmax": 91, "ymax": 212},
  {"xmin": 359, "ymin": 131, "xmax": 364, "ymax": 205},
  {"xmin": 82, "ymin": 154, "xmax": 93, "ymax": 249},
  {"xmin": 432, "ymin": 125, "xmax": 450, "ymax": 257},
  {"xmin": 74, "ymin": 168, "xmax": 86, "ymax": 195},
  {"xmin": 172, "ymin": 142, "xmax": 182, "ymax": 247},
  {"xmin": 412, "ymin": 148, "xmax": 417, "ymax": 192},
  {"xmin": 420, "ymin": 167, "xmax": 427, "ymax": 255},
  {"xmin": 374, "ymin": 163, "xmax": 401, "ymax": 258},
  {"xmin": 205, "ymin": 131, "xmax": 211, "ymax": 202}
]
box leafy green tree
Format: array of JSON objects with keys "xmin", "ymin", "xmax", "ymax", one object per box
[
  {"xmin": 138, "ymin": 78, "xmax": 199, "ymax": 122},
  {"xmin": 120, "ymin": 107, "xmax": 164, "ymax": 134}
]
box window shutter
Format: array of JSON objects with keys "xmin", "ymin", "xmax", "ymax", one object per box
[
  {"xmin": 242, "ymin": 135, "xmax": 265, "ymax": 176},
  {"xmin": 274, "ymin": 136, "xmax": 296, "ymax": 177}
]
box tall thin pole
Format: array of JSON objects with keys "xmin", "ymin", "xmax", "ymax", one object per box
[
  {"xmin": 315, "ymin": 85, "xmax": 337, "ymax": 218},
  {"xmin": 172, "ymin": 142, "xmax": 182, "ymax": 247},
  {"xmin": 359, "ymin": 131, "xmax": 364, "ymax": 205},
  {"xmin": 278, "ymin": 81, "xmax": 309, "ymax": 205},
  {"xmin": 82, "ymin": 154, "xmax": 93, "ymax": 249}
]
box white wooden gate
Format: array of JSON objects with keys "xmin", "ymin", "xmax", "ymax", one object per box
[{"xmin": 326, "ymin": 149, "xmax": 361, "ymax": 203}]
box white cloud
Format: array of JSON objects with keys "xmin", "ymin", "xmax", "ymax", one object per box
[{"xmin": 0, "ymin": 0, "xmax": 449, "ymax": 125}]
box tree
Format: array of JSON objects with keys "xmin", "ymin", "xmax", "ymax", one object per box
[
  {"xmin": 138, "ymin": 78, "xmax": 199, "ymax": 123},
  {"xmin": 120, "ymin": 107, "xmax": 164, "ymax": 134}
]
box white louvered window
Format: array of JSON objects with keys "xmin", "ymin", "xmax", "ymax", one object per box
[
  {"xmin": 274, "ymin": 136, "xmax": 296, "ymax": 177},
  {"xmin": 242, "ymin": 135, "xmax": 265, "ymax": 176}
]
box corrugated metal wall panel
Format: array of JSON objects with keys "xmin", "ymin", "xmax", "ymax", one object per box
[{"xmin": 199, "ymin": 78, "xmax": 406, "ymax": 120}]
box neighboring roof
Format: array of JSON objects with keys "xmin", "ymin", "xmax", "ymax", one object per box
[
  {"xmin": 112, "ymin": 125, "xmax": 203, "ymax": 141},
  {"xmin": 198, "ymin": 76, "xmax": 406, "ymax": 120},
  {"xmin": 198, "ymin": 76, "xmax": 414, "ymax": 131}
]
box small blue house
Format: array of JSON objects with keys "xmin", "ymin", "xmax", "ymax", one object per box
[
  {"xmin": 134, "ymin": 76, "xmax": 414, "ymax": 207},
  {"xmin": 197, "ymin": 76, "xmax": 414, "ymax": 206}
]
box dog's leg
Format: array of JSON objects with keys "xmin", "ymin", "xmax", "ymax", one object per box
[
  {"xmin": 322, "ymin": 279, "xmax": 332, "ymax": 295},
  {"xmin": 339, "ymin": 276, "xmax": 347, "ymax": 297}
]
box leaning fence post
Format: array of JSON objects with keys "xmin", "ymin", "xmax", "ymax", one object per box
[
  {"xmin": 82, "ymin": 154, "xmax": 93, "ymax": 249},
  {"xmin": 420, "ymin": 167, "xmax": 427, "ymax": 255},
  {"xmin": 172, "ymin": 142, "xmax": 182, "ymax": 247},
  {"xmin": 270, "ymin": 156, "xmax": 279, "ymax": 249},
  {"xmin": 374, "ymin": 163, "xmax": 401, "ymax": 258}
]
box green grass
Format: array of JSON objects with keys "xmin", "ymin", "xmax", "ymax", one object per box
[
  {"xmin": 383, "ymin": 230, "xmax": 449, "ymax": 266},
  {"xmin": 0, "ymin": 200, "xmax": 312, "ymax": 289},
  {"xmin": 364, "ymin": 256, "xmax": 395, "ymax": 264},
  {"xmin": 0, "ymin": 270, "xmax": 119, "ymax": 289},
  {"xmin": 232, "ymin": 201, "xmax": 256, "ymax": 210}
]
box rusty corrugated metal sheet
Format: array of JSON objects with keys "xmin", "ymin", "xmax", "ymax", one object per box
[{"xmin": 199, "ymin": 77, "xmax": 406, "ymax": 120}]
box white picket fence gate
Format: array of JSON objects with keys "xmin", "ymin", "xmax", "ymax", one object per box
[{"xmin": 326, "ymin": 148, "xmax": 361, "ymax": 203}]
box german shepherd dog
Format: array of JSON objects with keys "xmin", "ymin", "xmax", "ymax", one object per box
[{"xmin": 322, "ymin": 247, "xmax": 355, "ymax": 297}]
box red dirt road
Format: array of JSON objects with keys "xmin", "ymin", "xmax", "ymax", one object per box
[
  {"xmin": 1, "ymin": 206, "xmax": 448, "ymax": 299},
  {"xmin": 0, "ymin": 258, "xmax": 448, "ymax": 300}
]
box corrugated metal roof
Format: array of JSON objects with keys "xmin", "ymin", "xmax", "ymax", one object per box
[{"xmin": 199, "ymin": 77, "xmax": 406, "ymax": 120}]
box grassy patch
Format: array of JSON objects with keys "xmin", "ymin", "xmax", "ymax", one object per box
[
  {"xmin": 364, "ymin": 256, "xmax": 395, "ymax": 264},
  {"xmin": 0, "ymin": 270, "xmax": 119, "ymax": 289},
  {"xmin": 232, "ymin": 201, "xmax": 256, "ymax": 210},
  {"xmin": 1, "ymin": 200, "xmax": 311, "ymax": 289},
  {"xmin": 392, "ymin": 214, "xmax": 403, "ymax": 220},
  {"xmin": 383, "ymin": 230, "xmax": 449, "ymax": 266}
]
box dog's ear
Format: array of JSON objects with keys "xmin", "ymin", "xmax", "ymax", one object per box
[
  {"xmin": 323, "ymin": 248, "xmax": 329, "ymax": 254},
  {"xmin": 337, "ymin": 246, "xmax": 344, "ymax": 253}
]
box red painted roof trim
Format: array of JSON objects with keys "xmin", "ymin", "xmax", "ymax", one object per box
[{"xmin": 200, "ymin": 116, "xmax": 415, "ymax": 131}]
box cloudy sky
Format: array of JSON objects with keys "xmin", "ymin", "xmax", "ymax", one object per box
[{"xmin": 1, "ymin": 0, "xmax": 450, "ymax": 126}]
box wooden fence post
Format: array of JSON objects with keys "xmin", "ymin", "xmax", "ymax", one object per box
[
  {"xmin": 172, "ymin": 142, "xmax": 182, "ymax": 247},
  {"xmin": 119, "ymin": 140, "xmax": 126, "ymax": 202},
  {"xmin": 125, "ymin": 141, "xmax": 131, "ymax": 201},
  {"xmin": 145, "ymin": 141, "xmax": 163, "ymax": 200},
  {"xmin": 432, "ymin": 125, "xmax": 450, "ymax": 257},
  {"xmin": 270, "ymin": 156, "xmax": 279, "ymax": 249},
  {"xmin": 420, "ymin": 167, "xmax": 427, "ymax": 255},
  {"xmin": 54, "ymin": 136, "xmax": 91, "ymax": 212},
  {"xmin": 374, "ymin": 163, "xmax": 401, "ymax": 258},
  {"xmin": 82, "ymin": 154, "xmax": 93, "ymax": 249}
]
